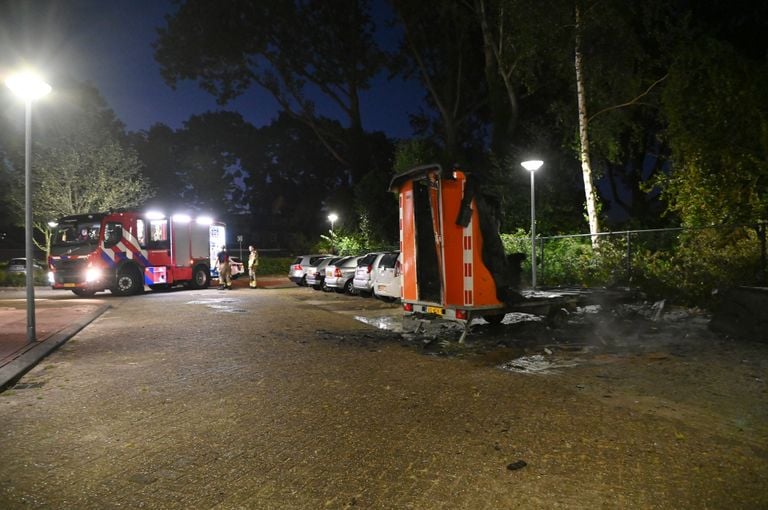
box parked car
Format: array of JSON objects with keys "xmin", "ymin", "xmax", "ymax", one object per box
[
  {"xmin": 324, "ymin": 255, "xmax": 362, "ymax": 294},
  {"xmin": 229, "ymin": 256, "xmax": 245, "ymax": 279},
  {"xmin": 288, "ymin": 254, "xmax": 327, "ymax": 286},
  {"xmin": 352, "ymin": 252, "xmax": 389, "ymax": 297},
  {"xmin": 306, "ymin": 256, "xmax": 343, "ymax": 290},
  {"xmin": 5, "ymin": 258, "xmax": 45, "ymax": 276},
  {"xmin": 372, "ymin": 251, "xmax": 401, "ymax": 302}
]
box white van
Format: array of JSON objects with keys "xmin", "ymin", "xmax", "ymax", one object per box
[{"xmin": 371, "ymin": 251, "xmax": 401, "ymax": 302}]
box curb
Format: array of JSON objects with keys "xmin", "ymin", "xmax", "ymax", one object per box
[{"xmin": 0, "ymin": 304, "xmax": 111, "ymax": 392}]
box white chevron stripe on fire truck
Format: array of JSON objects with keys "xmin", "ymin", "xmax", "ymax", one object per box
[{"xmin": 101, "ymin": 229, "xmax": 150, "ymax": 268}]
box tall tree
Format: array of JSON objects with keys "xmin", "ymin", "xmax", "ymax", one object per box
[
  {"xmin": 470, "ymin": 0, "xmax": 566, "ymax": 154},
  {"xmin": 659, "ymin": 32, "xmax": 768, "ymax": 226},
  {"xmin": 390, "ymin": 0, "xmax": 488, "ymax": 165},
  {"xmin": 240, "ymin": 113, "xmax": 348, "ymax": 250},
  {"xmin": 553, "ymin": 1, "xmax": 671, "ymax": 240},
  {"xmin": 573, "ymin": 3, "xmax": 600, "ymax": 244},
  {"xmin": 154, "ymin": 0, "xmax": 386, "ymax": 182},
  {"xmin": 131, "ymin": 112, "xmax": 258, "ymax": 216},
  {"xmin": 1, "ymin": 82, "xmax": 153, "ymax": 252}
]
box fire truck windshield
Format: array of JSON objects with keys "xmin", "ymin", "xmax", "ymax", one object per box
[{"xmin": 52, "ymin": 222, "xmax": 101, "ymax": 246}]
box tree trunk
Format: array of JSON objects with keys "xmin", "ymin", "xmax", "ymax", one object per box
[
  {"xmin": 574, "ymin": 3, "xmax": 600, "ymax": 248},
  {"xmin": 474, "ymin": 0, "xmax": 518, "ymax": 153}
]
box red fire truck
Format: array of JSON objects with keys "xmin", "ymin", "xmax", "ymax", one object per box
[{"xmin": 48, "ymin": 210, "xmax": 226, "ymax": 297}]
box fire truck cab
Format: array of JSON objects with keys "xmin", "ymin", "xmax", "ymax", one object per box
[{"xmin": 48, "ymin": 210, "xmax": 226, "ymax": 297}]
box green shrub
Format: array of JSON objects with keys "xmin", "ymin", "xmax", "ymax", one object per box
[
  {"xmin": 504, "ymin": 225, "xmax": 763, "ymax": 307},
  {"xmin": 312, "ymin": 229, "xmax": 385, "ymax": 256},
  {"xmin": 632, "ymin": 227, "xmax": 761, "ymax": 306},
  {"xmin": 0, "ymin": 268, "xmax": 49, "ymax": 287},
  {"xmin": 256, "ymin": 257, "xmax": 294, "ymax": 275}
]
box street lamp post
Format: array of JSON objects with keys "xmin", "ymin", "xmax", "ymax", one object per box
[
  {"xmin": 521, "ymin": 160, "xmax": 544, "ymax": 289},
  {"xmin": 6, "ymin": 71, "xmax": 52, "ymax": 343},
  {"xmin": 327, "ymin": 213, "xmax": 338, "ymax": 253}
]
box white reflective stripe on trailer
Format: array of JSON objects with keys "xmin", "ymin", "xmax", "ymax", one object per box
[{"xmin": 462, "ymin": 213, "xmax": 474, "ymax": 306}]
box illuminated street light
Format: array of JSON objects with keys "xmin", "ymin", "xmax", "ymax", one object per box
[
  {"xmin": 6, "ymin": 70, "xmax": 52, "ymax": 342},
  {"xmin": 328, "ymin": 213, "xmax": 338, "ymax": 253},
  {"xmin": 521, "ymin": 160, "xmax": 544, "ymax": 289}
]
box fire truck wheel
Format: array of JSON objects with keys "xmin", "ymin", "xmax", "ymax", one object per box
[
  {"xmin": 191, "ymin": 264, "xmax": 210, "ymax": 289},
  {"xmin": 113, "ymin": 266, "xmax": 142, "ymax": 296},
  {"xmin": 71, "ymin": 289, "xmax": 95, "ymax": 298}
]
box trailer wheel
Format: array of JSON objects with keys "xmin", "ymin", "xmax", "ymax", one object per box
[
  {"xmin": 112, "ymin": 266, "xmax": 143, "ymax": 296},
  {"xmin": 191, "ymin": 264, "xmax": 210, "ymax": 289}
]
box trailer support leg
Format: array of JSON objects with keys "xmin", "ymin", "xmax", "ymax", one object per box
[{"xmin": 458, "ymin": 321, "xmax": 471, "ymax": 344}]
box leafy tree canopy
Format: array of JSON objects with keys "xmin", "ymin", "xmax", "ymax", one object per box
[
  {"xmin": 0, "ymin": 82, "xmax": 153, "ymax": 251},
  {"xmin": 154, "ymin": 0, "xmax": 386, "ymax": 180},
  {"xmin": 658, "ymin": 36, "xmax": 768, "ymax": 226}
]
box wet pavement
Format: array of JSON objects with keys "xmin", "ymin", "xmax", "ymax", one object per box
[
  {"xmin": 0, "ymin": 282, "xmax": 766, "ymax": 508},
  {"xmin": 0, "ymin": 289, "xmax": 109, "ymax": 390},
  {"xmin": 0, "ymin": 277, "xmax": 292, "ymax": 390}
]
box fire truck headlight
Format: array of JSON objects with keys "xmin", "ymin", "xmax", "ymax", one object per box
[
  {"xmin": 85, "ymin": 267, "xmax": 102, "ymax": 282},
  {"xmin": 47, "ymin": 271, "xmax": 54, "ymax": 284}
]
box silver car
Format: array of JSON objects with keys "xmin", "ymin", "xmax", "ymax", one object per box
[
  {"xmin": 288, "ymin": 254, "xmax": 327, "ymax": 286},
  {"xmin": 352, "ymin": 252, "xmax": 389, "ymax": 297},
  {"xmin": 372, "ymin": 251, "xmax": 401, "ymax": 302},
  {"xmin": 6, "ymin": 258, "xmax": 45, "ymax": 275},
  {"xmin": 324, "ymin": 255, "xmax": 362, "ymax": 294},
  {"xmin": 306, "ymin": 256, "xmax": 341, "ymax": 290}
]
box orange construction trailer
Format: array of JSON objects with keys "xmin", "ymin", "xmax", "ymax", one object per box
[{"xmin": 389, "ymin": 164, "xmax": 525, "ymax": 340}]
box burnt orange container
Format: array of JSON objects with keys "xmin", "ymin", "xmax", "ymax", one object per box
[{"xmin": 390, "ymin": 164, "xmax": 506, "ymax": 321}]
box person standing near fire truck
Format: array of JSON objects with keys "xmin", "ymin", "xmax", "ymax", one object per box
[
  {"xmin": 216, "ymin": 245, "xmax": 232, "ymax": 290},
  {"xmin": 248, "ymin": 245, "xmax": 259, "ymax": 288}
]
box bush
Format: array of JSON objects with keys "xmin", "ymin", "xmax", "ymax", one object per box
[
  {"xmin": 501, "ymin": 230, "xmax": 623, "ymax": 287},
  {"xmin": 312, "ymin": 229, "xmax": 391, "ymax": 257},
  {"xmin": 0, "ymin": 268, "xmax": 49, "ymax": 287},
  {"xmin": 256, "ymin": 257, "xmax": 295, "ymax": 276},
  {"xmin": 632, "ymin": 227, "xmax": 761, "ymax": 306},
  {"xmin": 505, "ymin": 225, "xmax": 764, "ymax": 307}
]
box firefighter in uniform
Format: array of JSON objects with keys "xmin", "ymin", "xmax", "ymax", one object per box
[
  {"xmin": 248, "ymin": 245, "xmax": 259, "ymax": 288},
  {"xmin": 216, "ymin": 245, "xmax": 232, "ymax": 290}
]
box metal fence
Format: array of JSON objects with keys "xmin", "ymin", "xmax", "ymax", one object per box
[{"xmin": 530, "ymin": 222, "xmax": 767, "ymax": 299}]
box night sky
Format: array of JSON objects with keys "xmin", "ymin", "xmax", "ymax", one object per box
[{"xmin": 1, "ymin": 0, "xmax": 421, "ymax": 138}]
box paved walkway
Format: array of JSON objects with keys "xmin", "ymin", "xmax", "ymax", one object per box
[{"xmin": 0, "ymin": 291, "xmax": 109, "ymax": 390}]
